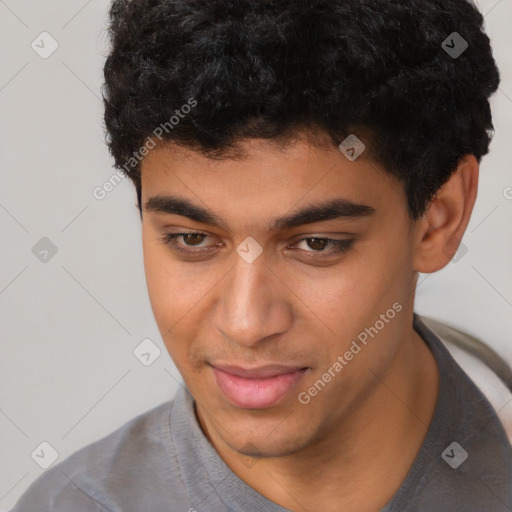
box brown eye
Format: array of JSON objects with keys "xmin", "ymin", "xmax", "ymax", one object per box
[
  {"xmin": 160, "ymin": 232, "xmax": 213, "ymax": 253},
  {"xmin": 182, "ymin": 233, "xmax": 205, "ymax": 246},
  {"xmin": 306, "ymin": 238, "xmax": 328, "ymax": 251},
  {"xmin": 294, "ymin": 237, "xmax": 355, "ymax": 255}
]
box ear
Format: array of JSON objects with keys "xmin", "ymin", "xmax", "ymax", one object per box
[{"xmin": 413, "ymin": 154, "xmax": 479, "ymax": 273}]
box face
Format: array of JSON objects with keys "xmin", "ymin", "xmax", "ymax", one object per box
[{"xmin": 140, "ymin": 133, "xmax": 419, "ymax": 458}]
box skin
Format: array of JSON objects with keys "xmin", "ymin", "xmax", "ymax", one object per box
[{"xmin": 139, "ymin": 131, "xmax": 478, "ymax": 512}]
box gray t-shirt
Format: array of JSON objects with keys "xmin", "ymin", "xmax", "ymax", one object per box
[{"xmin": 10, "ymin": 315, "xmax": 512, "ymax": 511}]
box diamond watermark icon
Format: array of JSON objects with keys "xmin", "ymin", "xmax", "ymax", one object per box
[
  {"xmin": 443, "ymin": 237, "xmax": 468, "ymax": 263},
  {"xmin": 31, "ymin": 441, "xmax": 59, "ymax": 469},
  {"xmin": 236, "ymin": 237, "xmax": 263, "ymax": 264},
  {"xmin": 237, "ymin": 442, "xmax": 262, "ymax": 468},
  {"xmin": 442, "ymin": 441, "xmax": 468, "ymax": 469},
  {"xmin": 338, "ymin": 134, "xmax": 365, "ymax": 161},
  {"xmin": 32, "ymin": 237, "xmax": 58, "ymax": 263},
  {"xmin": 133, "ymin": 338, "xmax": 161, "ymax": 366},
  {"xmin": 31, "ymin": 31, "xmax": 59, "ymax": 60},
  {"xmin": 441, "ymin": 32, "xmax": 468, "ymax": 59},
  {"xmin": 451, "ymin": 242, "xmax": 468, "ymax": 263}
]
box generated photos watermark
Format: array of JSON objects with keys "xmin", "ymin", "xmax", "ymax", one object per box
[
  {"xmin": 93, "ymin": 98, "xmax": 197, "ymax": 200},
  {"xmin": 298, "ymin": 302, "xmax": 403, "ymax": 405}
]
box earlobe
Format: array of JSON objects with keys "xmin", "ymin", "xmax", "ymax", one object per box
[{"xmin": 412, "ymin": 155, "xmax": 479, "ymax": 273}]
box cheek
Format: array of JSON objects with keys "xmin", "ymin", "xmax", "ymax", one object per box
[
  {"xmin": 142, "ymin": 233, "xmax": 187, "ymax": 330},
  {"xmin": 143, "ymin": 237, "xmax": 167, "ymax": 312},
  {"xmin": 318, "ymin": 240, "xmax": 411, "ymax": 345},
  {"xmin": 339, "ymin": 243, "xmax": 413, "ymax": 361},
  {"xmin": 142, "ymin": 234, "xmax": 217, "ymax": 359},
  {"xmin": 142, "ymin": 246, "xmax": 193, "ymax": 367}
]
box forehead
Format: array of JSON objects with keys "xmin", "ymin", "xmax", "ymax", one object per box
[{"xmin": 140, "ymin": 136, "xmax": 407, "ymax": 229}]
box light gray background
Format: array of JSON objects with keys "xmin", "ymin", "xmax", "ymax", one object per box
[{"xmin": 0, "ymin": 0, "xmax": 511, "ymax": 509}]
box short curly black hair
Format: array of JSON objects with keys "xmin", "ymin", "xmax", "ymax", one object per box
[{"xmin": 102, "ymin": 0, "xmax": 500, "ymax": 219}]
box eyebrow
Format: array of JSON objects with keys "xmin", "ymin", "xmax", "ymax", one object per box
[{"xmin": 144, "ymin": 194, "xmax": 375, "ymax": 231}]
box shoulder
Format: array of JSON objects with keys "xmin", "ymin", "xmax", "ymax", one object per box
[
  {"xmin": 10, "ymin": 400, "xmax": 175, "ymax": 512},
  {"xmin": 408, "ymin": 317, "xmax": 512, "ymax": 509}
]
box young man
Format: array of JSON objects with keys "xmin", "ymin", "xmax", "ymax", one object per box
[{"xmin": 11, "ymin": 0, "xmax": 512, "ymax": 511}]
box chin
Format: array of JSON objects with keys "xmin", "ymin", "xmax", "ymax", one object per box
[{"xmin": 224, "ymin": 422, "xmax": 314, "ymax": 459}]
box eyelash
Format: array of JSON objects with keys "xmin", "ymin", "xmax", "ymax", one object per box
[{"xmin": 160, "ymin": 232, "xmax": 355, "ymax": 257}]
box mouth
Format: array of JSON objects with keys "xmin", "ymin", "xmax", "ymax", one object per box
[{"xmin": 209, "ymin": 363, "xmax": 310, "ymax": 409}]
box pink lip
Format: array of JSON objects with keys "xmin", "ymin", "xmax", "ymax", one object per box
[{"xmin": 210, "ymin": 364, "xmax": 309, "ymax": 409}]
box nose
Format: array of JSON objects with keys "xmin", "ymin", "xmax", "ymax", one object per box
[{"xmin": 212, "ymin": 253, "xmax": 292, "ymax": 348}]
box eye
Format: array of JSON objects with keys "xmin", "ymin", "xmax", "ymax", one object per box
[
  {"xmin": 160, "ymin": 232, "xmax": 215, "ymax": 253},
  {"xmin": 160, "ymin": 232, "xmax": 355, "ymax": 259},
  {"xmin": 293, "ymin": 237, "xmax": 355, "ymax": 255}
]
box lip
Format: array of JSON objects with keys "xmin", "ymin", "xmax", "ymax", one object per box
[{"xmin": 210, "ymin": 363, "xmax": 309, "ymax": 409}]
